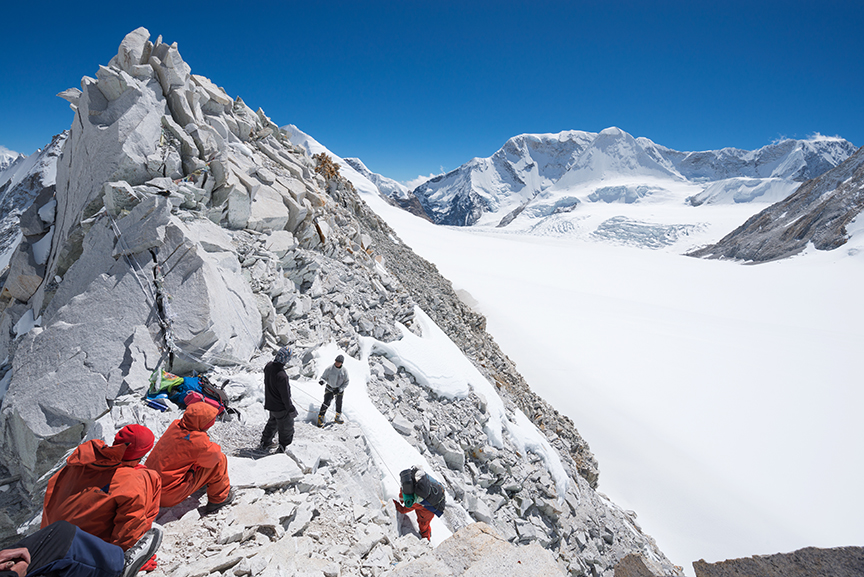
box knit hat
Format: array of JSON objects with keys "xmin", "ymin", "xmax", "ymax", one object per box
[
  {"xmin": 335, "ymin": 355, "xmax": 344, "ymax": 364},
  {"xmin": 113, "ymin": 424, "xmax": 155, "ymax": 461},
  {"xmin": 274, "ymin": 347, "xmax": 291, "ymax": 365}
]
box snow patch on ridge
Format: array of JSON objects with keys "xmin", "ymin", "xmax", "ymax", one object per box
[{"xmin": 369, "ymin": 306, "xmax": 570, "ymax": 499}]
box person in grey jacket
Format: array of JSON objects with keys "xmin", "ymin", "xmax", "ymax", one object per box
[{"xmin": 317, "ymin": 354, "xmax": 349, "ymax": 426}]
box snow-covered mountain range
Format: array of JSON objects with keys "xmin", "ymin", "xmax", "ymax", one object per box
[
  {"xmin": 689, "ymin": 145, "xmax": 864, "ymax": 262},
  {"xmin": 410, "ymin": 127, "xmax": 856, "ymax": 229},
  {"xmin": 0, "ymin": 147, "xmax": 24, "ymax": 173}
]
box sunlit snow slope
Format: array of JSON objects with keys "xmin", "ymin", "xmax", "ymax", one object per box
[{"xmin": 287, "ymin": 127, "xmax": 864, "ymax": 575}]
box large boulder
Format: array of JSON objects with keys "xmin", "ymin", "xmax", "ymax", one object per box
[
  {"xmin": 390, "ymin": 522, "xmax": 566, "ymax": 576},
  {"xmin": 247, "ymin": 185, "xmax": 291, "ymax": 232},
  {"xmin": 0, "ymin": 196, "xmax": 261, "ymax": 490}
]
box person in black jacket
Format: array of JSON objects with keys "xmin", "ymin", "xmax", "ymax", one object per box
[{"xmin": 258, "ymin": 347, "xmax": 298, "ymax": 452}]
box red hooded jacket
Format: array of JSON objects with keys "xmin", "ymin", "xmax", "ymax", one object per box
[
  {"xmin": 146, "ymin": 403, "xmax": 230, "ymax": 507},
  {"xmin": 41, "ymin": 440, "xmax": 161, "ymax": 550}
]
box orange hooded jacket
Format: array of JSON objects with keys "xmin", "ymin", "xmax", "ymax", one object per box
[
  {"xmin": 41, "ymin": 440, "xmax": 161, "ymax": 550},
  {"xmin": 146, "ymin": 402, "xmax": 230, "ymax": 507}
]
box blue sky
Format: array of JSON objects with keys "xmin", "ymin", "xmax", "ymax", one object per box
[{"xmin": 1, "ymin": 1, "xmax": 862, "ymax": 183}]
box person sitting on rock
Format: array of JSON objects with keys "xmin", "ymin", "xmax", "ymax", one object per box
[
  {"xmin": 41, "ymin": 424, "xmax": 162, "ymax": 552},
  {"xmin": 146, "ymin": 402, "xmax": 234, "ymax": 512},
  {"xmin": 0, "ymin": 520, "xmax": 162, "ymax": 577},
  {"xmin": 317, "ymin": 354, "xmax": 350, "ymax": 426},
  {"xmin": 393, "ymin": 466, "xmax": 447, "ymax": 541},
  {"xmin": 259, "ymin": 346, "xmax": 298, "ymax": 452}
]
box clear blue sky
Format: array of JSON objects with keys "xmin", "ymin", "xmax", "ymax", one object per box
[{"xmin": 1, "ymin": 1, "xmax": 862, "ymax": 183}]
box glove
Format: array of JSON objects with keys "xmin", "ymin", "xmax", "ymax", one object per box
[
  {"xmin": 141, "ymin": 554, "xmax": 158, "ymax": 572},
  {"xmin": 319, "ymin": 380, "xmax": 325, "ymax": 386}
]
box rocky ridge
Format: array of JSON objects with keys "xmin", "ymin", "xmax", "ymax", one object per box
[
  {"xmin": 688, "ymin": 146, "xmax": 864, "ymax": 262},
  {"xmin": 692, "ymin": 545, "xmax": 864, "ymax": 577},
  {"xmin": 0, "ymin": 133, "xmax": 67, "ymax": 272},
  {"xmin": 0, "ymin": 28, "xmax": 679, "ymax": 576},
  {"xmin": 341, "ymin": 157, "xmax": 430, "ymax": 222}
]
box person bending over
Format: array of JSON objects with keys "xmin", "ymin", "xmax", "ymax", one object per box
[{"xmin": 393, "ymin": 466, "xmax": 446, "ymax": 540}]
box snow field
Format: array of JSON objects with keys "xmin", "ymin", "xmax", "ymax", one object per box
[{"xmin": 360, "ymin": 187, "xmax": 864, "ymax": 574}]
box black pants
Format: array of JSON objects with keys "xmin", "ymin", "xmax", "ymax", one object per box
[
  {"xmin": 9, "ymin": 520, "xmax": 123, "ymax": 577},
  {"xmin": 319, "ymin": 388, "xmax": 343, "ymax": 416},
  {"xmin": 261, "ymin": 409, "xmax": 295, "ymax": 447}
]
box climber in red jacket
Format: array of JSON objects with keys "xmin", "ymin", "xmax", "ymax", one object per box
[{"xmin": 41, "ymin": 424, "xmax": 161, "ymax": 551}]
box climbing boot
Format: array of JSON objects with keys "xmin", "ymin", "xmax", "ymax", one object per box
[
  {"xmin": 317, "ymin": 414, "xmax": 324, "ymax": 427},
  {"xmin": 122, "ymin": 525, "xmax": 163, "ymax": 577},
  {"xmin": 257, "ymin": 439, "xmax": 276, "ymax": 452},
  {"xmin": 334, "ymin": 413, "xmax": 344, "ymax": 424},
  {"xmin": 205, "ymin": 487, "xmax": 235, "ymax": 513}
]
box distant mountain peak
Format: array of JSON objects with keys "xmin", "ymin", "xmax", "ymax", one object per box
[{"xmin": 411, "ymin": 128, "xmax": 856, "ymax": 227}]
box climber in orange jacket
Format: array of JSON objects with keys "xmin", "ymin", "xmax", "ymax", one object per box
[
  {"xmin": 145, "ymin": 402, "xmax": 234, "ymax": 511},
  {"xmin": 41, "ymin": 424, "xmax": 161, "ymax": 551}
]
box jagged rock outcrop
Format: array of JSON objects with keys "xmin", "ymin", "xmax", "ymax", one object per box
[
  {"xmin": 692, "ymin": 546, "xmax": 864, "ymax": 577},
  {"xmin": 0, "ymin": 28, "xmax": 682, "ymax": 577},
  {"xmin": 688, "ymin": 146, "xmax": 864, "ymax": 262}
]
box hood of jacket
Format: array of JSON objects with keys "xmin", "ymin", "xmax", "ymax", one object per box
[
  {"xmin": 180, "ymin": 402, "xmax": 220, "ymax": 432},
  {"xmin": 65, "ymin": 439, "xmax": 127, "ymax": 468}
]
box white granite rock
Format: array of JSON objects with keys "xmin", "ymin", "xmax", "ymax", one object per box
[
  {"xmin": 464, "ymin": 492, "xmax": 494, "ymax": 524},
  {"xmin": 263, "ymin": 230, "xmax": 297, "ymax": 258},
  {"xmin": 391, "ymin": 413, "xmax": 415, "ymax": 436},
  {"xmin": 1, "ymin": 244, "xmax": 44, "ymax": 303},
  {"xmin": 285, "ymin": 501, "xmax": 316, "ymax": 536},
  {"xmin": 283, "ymin": 438, "xmax": 323, "ymax": 474},
  {"xmin": 247, "ymin": 186, "xmax": 290, "ymax": 232},
  {"xmin": 57, "ymin": 88, "xmax": 82, "ymax": 110},
  {"xmin": 281, "ymin": 191, "xmax": 309, "ymax": 233},
  {"xmin": 390, "ymin": 523, "xmax": 566, "ymax": 576},
  {"xmin": 116, "ymin": 27, "xmax": 151, "ymax": 75},
  {"xmin": 103, "ymin": 180, "xmax": 141, "ymax": 215},
  {"xmin": 227, "ymin": 454, "xmax": 303, "ymax": 489},
  {"xmin": 256, "ymin": 167, "xmax": 276, "ymax": 185},
  {"xmin": 225, "ymin": 503, "xmax": 279, "ymax": 532},
  {"xmin": 167, "ymin": 88, "xmax": 196, "ymax": 129},
  {"xmin": 95, "ymin": 65, "xmax": 132, "ymax": 101},
  {"xmin": 191, "ymin": 74, "xmax": 232, "ymax": 107}
]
